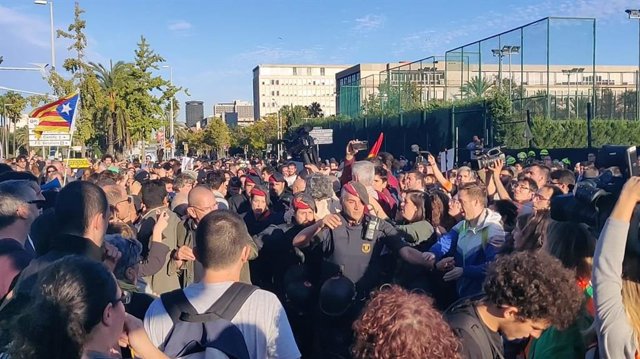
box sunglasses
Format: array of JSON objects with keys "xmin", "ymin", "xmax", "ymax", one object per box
[{"xmin": 113, "ymin": 290, "xmax": 132, "ymax": 305}]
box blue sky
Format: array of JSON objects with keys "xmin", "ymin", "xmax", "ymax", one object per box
[{"xmin": 1, "ymin": 0, "xmax": 639, "ymax": 121}]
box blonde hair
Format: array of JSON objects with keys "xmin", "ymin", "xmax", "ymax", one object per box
[{"xmin": 622, "ymin": 279, "xmax": 640, "ymax": 346}]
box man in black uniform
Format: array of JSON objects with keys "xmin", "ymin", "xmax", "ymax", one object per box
[
  {"xmin": 269, "ymin": 172, "xmax": 293, "ymax": 213},
  {"xmin": 293, "ymin": 181, "xmax": 434, "ymax": 358},
  {"xmin": 228, "ymin": 174, "xmax": 260, "ymax": 215},
  {"xmin": 253, "ymin": 192, "xmax": 316, "ymax": 295},
  {"xmin": 242, "ymin": 185, "xmax": 284, "ymax": 236},
  {"xmin": 293, "ymin": 181, "xmax": 433, "ymax": 297}
]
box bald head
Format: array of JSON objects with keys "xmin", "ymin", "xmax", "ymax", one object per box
[
  {"xmin": 187, "ymin": 185, "xmax": 218, "ymax": 224},
  {"xmin": 292, "ymin": 177, "xmax": 306, "ymax": 195}
]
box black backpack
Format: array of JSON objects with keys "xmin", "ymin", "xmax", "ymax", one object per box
[
  {"xmin": 445, "ymin": 297, "xmax": 505, "ymax": 359},
  {"xmin": 159, "ymin": 282, "xmax": 258, "ymax": 359}
]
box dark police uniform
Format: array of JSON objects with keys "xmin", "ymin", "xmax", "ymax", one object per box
[{"xmin": 311, "ymin": 212, "xmax": 409, "ymax": 297}]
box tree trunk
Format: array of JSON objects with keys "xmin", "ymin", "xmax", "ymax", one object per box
[
  {"xmin": 107, "ymin": 112, "xmax": 115, "ymax": 155},
  {"xmin": 12, "ymin": 120, "xmax": 16, "ymax": 156}
]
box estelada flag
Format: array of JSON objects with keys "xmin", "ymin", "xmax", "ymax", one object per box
[
  {"xmin": 367, "ymin": 132, "xmax": 384, "ymax": 159},
  {"xmin": 30, "ymin": 91, "xmax": 80, "ymax": 138}
]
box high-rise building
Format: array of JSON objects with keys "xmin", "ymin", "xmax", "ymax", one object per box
[
  {"xmin": 213, "ymin": 100, "xmax": 254, "ymax": 127},
  {"xmin": 252, "ymin": 64, "xmax": 349, "ymax": 120},
  {"xmin": 185, "ymin": 101, "xmax": 204, "ymax": 128}
]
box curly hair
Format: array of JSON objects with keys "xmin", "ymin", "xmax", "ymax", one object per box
[
  {"xmin": 352, "ymin": 285, "xmax": 460, "ymax": 359},
  {"xmin": 484, "ymin": 251, "xmax": 583, "ymax": 330}
]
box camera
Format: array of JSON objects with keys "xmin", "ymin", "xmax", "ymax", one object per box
[
  {"xmin": 281, "ymin": 125, "xmax": 319, "ymax": 165},
  {"xmin": 470, "ymin": 146, "xmax": 506, "ymax": 171},
  {"xmin": 410, "ymin": 144, "xmax": 430, "ymax": 164}
]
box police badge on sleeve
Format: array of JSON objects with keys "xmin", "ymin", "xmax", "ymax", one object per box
[{"xmin": 361, "ymin": 243, "xmax": 371, "ymax": 253}]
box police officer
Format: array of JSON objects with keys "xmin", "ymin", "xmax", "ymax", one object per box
[
  {"xmin": 269, "ymin": 172, "xmax": 293, "ymax": 213},
  {"xmin": 228, "ymin": 174, "xmax": 261, "ymax": 215},
  {"xmin": 293, "ymin": 181, "xmax": 434, "ymax": 358},
  {"xmin": 293, "ymin": 181, "xmax": 434, "ymax": 296},
  {"xmin": 242, "ymin": 184, "xmax": 285, "ymax": 236},
  {"xmin": 254, "ymin": 193, "xmax": 318, "ymax": 358}
]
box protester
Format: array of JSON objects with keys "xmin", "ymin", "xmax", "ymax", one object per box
[
  {"xmin": 529, "ymin": 220, "xmax": 596, "ymax": 358},
  {"xmin": 206, "ymin": 169, "xmax": 230, "ymax": 209},
  {"xmin": 429, "ymin": 183, "xmax": 505, "ymax": 298},
  {"xmin": 446, "ymin": 251, "xmax": 583, "ymax": 359},
  {"xmin": 352, "ymin": 285, "xmax": 460, "ymax": 359},
  {"xmin": 144, "ymin": 210, "xmax": 301, "ymax": 359},
  {"xmin": 5, "ymin": 256, "xmax": 166, "ymax": 359},
  {"xmin": 593, "ymin": 177, "xmax": 640, "ymax": 358}
]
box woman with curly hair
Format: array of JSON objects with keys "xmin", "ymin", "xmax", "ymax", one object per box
[{"xmin": 352, "ymin": 285, "xmax": 460, "ymax": 359}]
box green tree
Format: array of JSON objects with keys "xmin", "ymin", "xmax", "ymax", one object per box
[
  {"xmin": 89, "ymin": 60, "xmax": 132, "ymax": 155},
  {"xmin": 204, "ymin": 117, "xmax": 231, "ymax": 158},
  {"xmin": 308, "ymin": 102, "xmax": 323, "ymax": 118},
  {"xmin": 280, "ymin": 105, "xmax": 310, "ymax": 130},
  {"xmin": 52, "ymin": 2, "xmax": 101, "ymax": 149},
  {"xmin": 0, "ymin": 92, "xmax": 27, "ymax": 156},
  {"xmin": 461, "ymin": 76, "xmax": 493, "ymax": 99}
]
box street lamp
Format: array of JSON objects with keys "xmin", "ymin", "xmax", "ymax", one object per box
[
  {"xmin": 562, "ymin": 68, "xmax": 585, "ymax": 118},
  {"xmin": 162, "ymin": 65, "xmax": 175, "ymax": 159},
  {"xmin": 34, "ymin": 0, "xmax": 55, "ymax": 71},
  {"xmin": 492, "ymin": 46, "xmax": 520, "ymax": 98},
  {"xmin": 1, "ymin": 103, "xmax": 14, "ymax": 158},
  {"xmin": 626, "ymin": 9, "xmax": 640, "ymax": 121},
  {"xmin": 272, "ymin": 98, "xmax": 281, "ymax": 161}
]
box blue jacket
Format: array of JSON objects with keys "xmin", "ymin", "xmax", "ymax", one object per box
[{"xmin": 430, "ymin": 209, "xmax": 505, "ymax": 298}]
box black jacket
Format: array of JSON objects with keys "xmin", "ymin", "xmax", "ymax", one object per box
[
  {"xmin": 270, "ymin": 190, "xmax": 293, "ymax": 213},
  {"xmin": 228, "ymin": 193, "xmax": 251, "ymax": 215}
]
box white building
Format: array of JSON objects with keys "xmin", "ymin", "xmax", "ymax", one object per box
[
  {"xmin": 213, "ymin": 100, "xmax": 254, "ymax": 127},
  {"xmin": 252, "ymin": 64, "xmax": 349, "ymax": 120}
]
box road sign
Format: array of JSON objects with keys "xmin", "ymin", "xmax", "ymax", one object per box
[
  {"xmin": 309, "ymin": 128, "xmax": 333, "ymax": 145},
  {"xmin": 66, "ymin": 158, "xmax": 92, "ymax": 168},
  {"xmin": 27, "ymin": 117, "xmax": 71, "ymax": 147}
]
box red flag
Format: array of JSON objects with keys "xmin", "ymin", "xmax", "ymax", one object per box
[{"xmin": 367, "ymin": 133, "xmax": 384, "ymax": 159}]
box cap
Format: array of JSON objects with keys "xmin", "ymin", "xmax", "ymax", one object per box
[
  {"xmin": 506, "ymin": 156, "xmax": 516, "ymax": 166},
  {"xmin": 562, "ymin": 158, "xmax": 571, "ymax": 165},
  {"xmin": 250, "ymin": 185, "xmax": 268, "ymax": 198},
  {"xmin": 269, "ymin": 172, "xmax": 286, "ymax": 184},
  {"xmin": 342, "ymin": 181, "xmax": 369, "ymax": 206},
  {"xmin": 540, "ymin": 149, "xmax": 549, "ymax": 156},
  {"xmin": 292, "ymin": 193, "xmax": 317, "ymax": 212},
  {"xmin": 517, "ymin": 152, "xmax": 527, "ymax": 160},
  {"xmin": 527, "ymin": 151, "xmax": 536, "ymax": 157},
  {"xmin": 245, "ymin": 175, "xmax": 261, "ymax": 186}
]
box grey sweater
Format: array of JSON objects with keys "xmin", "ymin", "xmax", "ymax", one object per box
[{"xmin": 593, "ymin": 218, "xmax": 638, "ymax": 358}]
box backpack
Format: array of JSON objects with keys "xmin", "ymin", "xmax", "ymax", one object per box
[
  {"xmin": 445, "ymin": 297, "xmax": 505, "ymax": 359},
  {"xmin": 159, "ymin": 282, "xmax": 258, "ymax": 359}
]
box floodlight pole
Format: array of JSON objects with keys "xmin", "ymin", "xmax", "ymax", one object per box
[{"xmin": 626, "ymin": 9, "xmax": 640, "ymax": 121}]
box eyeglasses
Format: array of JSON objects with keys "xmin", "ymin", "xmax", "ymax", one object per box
[
  {"xmin": 27, "ymin": 199, "xmax": 46, "ymax": 209},
  {"xmin": 117, "ymin": 197, "xmax": 132, "ymax": 205},
  {"xmin": 512, "ymin": 184, "xmax": 531, "ymax": 191},
  {"xmin": 113, "ymin": 290, "xmax": 132, "ymax": 305}
]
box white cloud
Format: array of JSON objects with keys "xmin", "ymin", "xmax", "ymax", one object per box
[
  {"xmin": 0, "ymin": 5, "xmax": 50, "ymax": 49},
  {"xmin": 168, "ymin": 20, "xmax": 192, "ymax": 31},
  {"xmin": 353, "ymin": 14, "xmax": 385, "ymax": 33}
]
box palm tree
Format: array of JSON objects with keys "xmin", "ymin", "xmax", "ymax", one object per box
[
  {"xmin": 461, "ymin": 76, "xmax": 493, "ymax": 99},
  {"xmin": 308, "ymin": 102, "xmax": 323, "ymax": 118},
  {"xmin": 89, "ymin": 60, "xmax": 131, "ymax": 155}
]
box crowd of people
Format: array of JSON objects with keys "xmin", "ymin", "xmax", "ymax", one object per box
[{"xmin": 0, "ymin": 139, "xmax": 636, "ymax": 359}]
